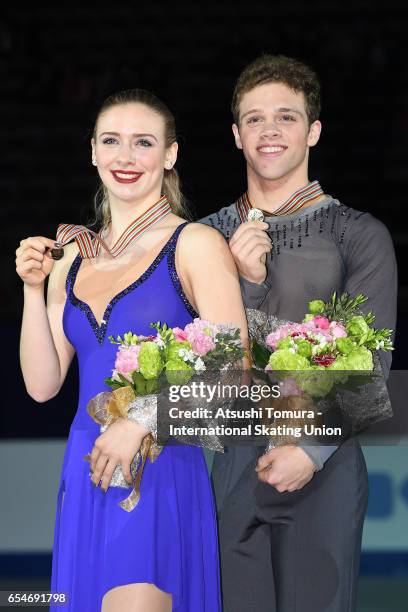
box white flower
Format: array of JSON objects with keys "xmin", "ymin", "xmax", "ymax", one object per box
[
  {"xmin": 375, "ymin": 340, "xmax": 385, "ymax": 350},
  {"xmin": 315, "ymin": 334, "xmax": 328, "ymax": 347},
  {"xmin": 312, "ymin": 345, "xmax": 320, "ymax": 356},
  {"xmin": 194, "ymin": 357, "xmax": 206, "ymax": 372},
  {"xmin": 155, "ymin": 336, "xmax": 165, "ymax": 348},
  {"xmin": 178, "ymin": 348, "xmax": 196, "ymax": 362}
]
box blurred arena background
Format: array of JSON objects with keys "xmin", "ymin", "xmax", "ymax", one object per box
[{"xmin": 1, "ymin": 2, "xmax": 407, "ymax": 610}]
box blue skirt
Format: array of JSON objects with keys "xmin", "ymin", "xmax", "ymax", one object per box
[{"xmin": 50, "ymin": 428, "xmax": 221, "ymax": 611}]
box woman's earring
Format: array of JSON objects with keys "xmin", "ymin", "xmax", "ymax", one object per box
[
  {"xmin": 165, "ymin": 161, "xmax": 173, "ymax": 170},
  {"xmin": 92, "ymin": 158, "xmax": 97, "ymax": 166}
]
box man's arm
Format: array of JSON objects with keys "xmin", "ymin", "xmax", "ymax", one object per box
[
  {"xmin": 342, "ymin": 212, "xmax": 398, "ymax": 378},
  {"xmin": 199, "ymin": 208, "xmax": 273, "ymax": 309}
]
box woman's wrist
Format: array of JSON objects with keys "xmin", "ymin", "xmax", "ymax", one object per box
[
  {"xmin": 123, "ymin": 417, "xmax": 151, "ymax": 440},
  {"xmin": 23, "ymin": 282, "xmax": 45, "ymax": 295}
]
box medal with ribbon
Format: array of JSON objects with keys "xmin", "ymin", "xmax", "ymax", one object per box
[
  {"xmin": 51, "ymin": 196, "xmax": 172, "ymax": 259},
  {"xmin": 236, "ymin": 180, "xmax": 324, "ymax": 223}
]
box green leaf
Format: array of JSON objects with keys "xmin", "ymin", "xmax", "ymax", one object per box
[
  {"xmin": 117, "ymin": 373, "xmax": 132, "ymax": 387},
  {"xmin": 104, "ymin": 376, "xmax": 123, "ymax": 389},
  {"xmin": 131, "ymin": 371, "xmax": 147, "ymax": 394},
  {"xmin": 251, "ymin": 340, "xmax": 271, "ymax": 369},
  {"xmin": 145, "ymin": 379, "xmax": 159, "ymax": 394}
]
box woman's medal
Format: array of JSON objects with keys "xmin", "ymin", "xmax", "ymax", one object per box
[
  {"xmin": 52, "ymin": 196, "xmax": 172, "ymax": 260},
  {"xmin": 50, "ymin": 243, "xmax": 64, "ymax": 260}
]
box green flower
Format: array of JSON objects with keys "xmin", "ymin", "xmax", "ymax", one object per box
[
  {"xmin": 346, "ymin": 316, "xmax": 369, "ymax": 345},
  {"xmin": 166, "ymin": 340, "xmax": 191, "ymax": 362},
  {"xmin": 269, "ymin": 349, "xmax": 310, "ymax": 371},
  {"xmin": 336, "ymin": 337, "xmax": 357, "ymax": 355},
  {"xmin": 165, "ymin": 358, "xmax": 193, "ymax": 385},
  {"xmin": 138, "ymin": 342, "xmax": 164, "ymax": 380},
  {"xmin": 296, "ymin": 371, "xmax": 334, "ymax": 397},
  {"xmin": 308, "ymin": 300, "xmax": 325, "ymax": 315},
  {"xmin": 295, "ymin": 339, "xmax": 313, "ymax": 360},
  {"xmin": 340, "ymin": 347, "xmax": 373, "ymax": 371},
  {"xmin": 277, "ymin": 337, "xmax": 294, "ymax": 350}
]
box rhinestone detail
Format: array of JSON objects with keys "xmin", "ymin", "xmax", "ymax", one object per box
[{"xmin": 167, "ymin": 233, "xmax": 199, "ymax": 320}]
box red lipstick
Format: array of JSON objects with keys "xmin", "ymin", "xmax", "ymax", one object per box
[{"xmin": 111, "ymin": 170, "xmax": 143, "ymax": 184}]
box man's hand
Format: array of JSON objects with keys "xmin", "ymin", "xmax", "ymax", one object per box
[
  {"xmin": 255, "ymin": 445, "xmax": 317, "ymax": 492},
  {"xmin": 229, "ymin": 220, "xmax": 272, "ymax": 284}
]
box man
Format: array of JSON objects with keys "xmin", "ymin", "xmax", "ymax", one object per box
[{"xmin": 200, "ymin": 54, "xmax": 397, "ymax": 612}]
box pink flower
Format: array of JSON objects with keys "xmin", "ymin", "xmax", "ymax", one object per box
[
  {"xmin": 185, "ymin": 318, "xmax": 218, "ymax": 338},
  {"xmin": 312, "ymin": 316, "xmax": 330, "ymax": 330},
  {"xmin": 184, "ymin": 318, "xmax": 218, "ymax": 355},
  {"xmin": 266, "ymin": 323, "xmax": 304, "ymax": 349},
  {"xmin": 279, "ymin": 378, "xmax": 303, "ymax": 397},
  {"xmin": 329, "ymin": 321, "xmax": 347, "ymax": 339},
  {"xmin": 173, "ymin": 327, "xmax": 188, "ymax": 341},
  {"xmin": 114, "ymin": 344, "xmax": 141, "ymax": 378},
  {"xmin": 188, "ymin": 332, "xmax": 216, "ymax": 356}
]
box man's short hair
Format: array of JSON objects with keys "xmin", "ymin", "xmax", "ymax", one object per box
[{"xmin": 232, "ymin": 54, "xmax": 321, "ymax": 126}]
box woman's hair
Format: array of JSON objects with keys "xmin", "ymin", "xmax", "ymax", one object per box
[
  {"xmin": 232, "ymin": 54, "xmax": 321, "ymax": 127},
  {"xmin": 91, "ymin": 88, "xmax": 188, "ymax": 227}
]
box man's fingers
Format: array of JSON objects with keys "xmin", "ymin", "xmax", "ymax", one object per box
[
  {"xmin": 230, "ymin": 227, "xmax": 271, "ymax": 250},
  {"xmin": 231, "ymin": 237, "xmax": 272, "ymax": 264},
  {"xmin": 249, "ymin": 244, "xmax": 273, "ymax": 261},
  {"xmin": 232, "ymin": 234, "xmax": 272, "ymax": 258},
  {"xmin": 255, "ymin": 456, "xmax": 270, "ymax": 472},
  {"xmin": 256, "ymin": 449, "xmax": 278, "ymax": 471},
  {"xmin": 231, "ymin": 220, "xmax": 269, "ymax": 240},
  {"xmin": 257, "ymin": 470, "xmax": 269, "ymax": 484},
  {"xmin": 230, "ymin": 226, "xmax": 271, "ymax": 245},
  {"xmin": 257, "ymin": 469, "xmax": 281, "ymax": 487}
]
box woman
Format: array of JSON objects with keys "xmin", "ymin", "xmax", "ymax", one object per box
[{"xmin": 16, "ymin": 89, "xmax": 248, "ymax": 611}]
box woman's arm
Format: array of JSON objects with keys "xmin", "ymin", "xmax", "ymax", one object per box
[
  {"xmin": 177, "ymin": 222, "xmax": 249, "ymax": 351},
  {"xmin": 17, "ymin": 238, "xmax": 77, "ymax": 402}
]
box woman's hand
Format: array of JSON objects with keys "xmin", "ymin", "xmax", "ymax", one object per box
[
  {"xmin": 89, "ymin": 419, "xmax": 150, "ymax": 492},
  {"xmin": 16, "ymin": 236, "xmax": 57, "ymax": 288}
]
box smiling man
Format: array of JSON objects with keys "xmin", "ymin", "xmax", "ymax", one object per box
[{"xmin": 200, "ymin": 55, "xmax": 397, "ymax": 612}]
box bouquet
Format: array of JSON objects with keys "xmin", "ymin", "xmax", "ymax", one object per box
[
  {"xmin": 252, "ymin": 293, "xmax": 392, "ymax": 382},
  {"xmin": 249, "ymin": 293, "xmax": 394, "ymax": 448},
  {"xmin": 106, "ymin": 319, "xmax": 245, "ymax": 390},
  {"xmin": 86, "ymin": 319, "xmax": 245, "ymax": 511}
]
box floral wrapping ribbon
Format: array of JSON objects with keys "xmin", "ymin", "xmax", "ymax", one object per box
[{"xmin": 84, "ymin": 386, "xmax": 162, "ymax": 512}]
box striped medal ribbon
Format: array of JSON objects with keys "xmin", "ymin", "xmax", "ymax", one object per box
[
  {"xmin": 54, "ymin": 196, "xmax": 172, "ymax": 259},
  {"xmin": 236, "ymin": 180, "xmax": 324, "ymax": 223}
]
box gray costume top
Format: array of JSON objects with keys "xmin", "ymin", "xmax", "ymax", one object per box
[{"xmin": 200, "ymin": 193, "xmax": 398, "ymax": 468}]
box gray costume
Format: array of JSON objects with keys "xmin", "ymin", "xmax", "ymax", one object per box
[{"xmin": 200, "ymin": 193, "xmax": 397, "ymax": 612}]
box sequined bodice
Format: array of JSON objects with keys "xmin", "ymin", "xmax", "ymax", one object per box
[{"xmin": 63, "ymin": 222, "xmax": 197, "ymax": 431}]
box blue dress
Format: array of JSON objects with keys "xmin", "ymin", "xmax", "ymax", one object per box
[{"xmin": 50, "ymin": 223, "xmax": 221, "ymax": 611}]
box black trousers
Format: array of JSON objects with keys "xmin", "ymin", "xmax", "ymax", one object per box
[{"xmin": 211, "ymin": 439, "xmax": 368, "ymax": 612}]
